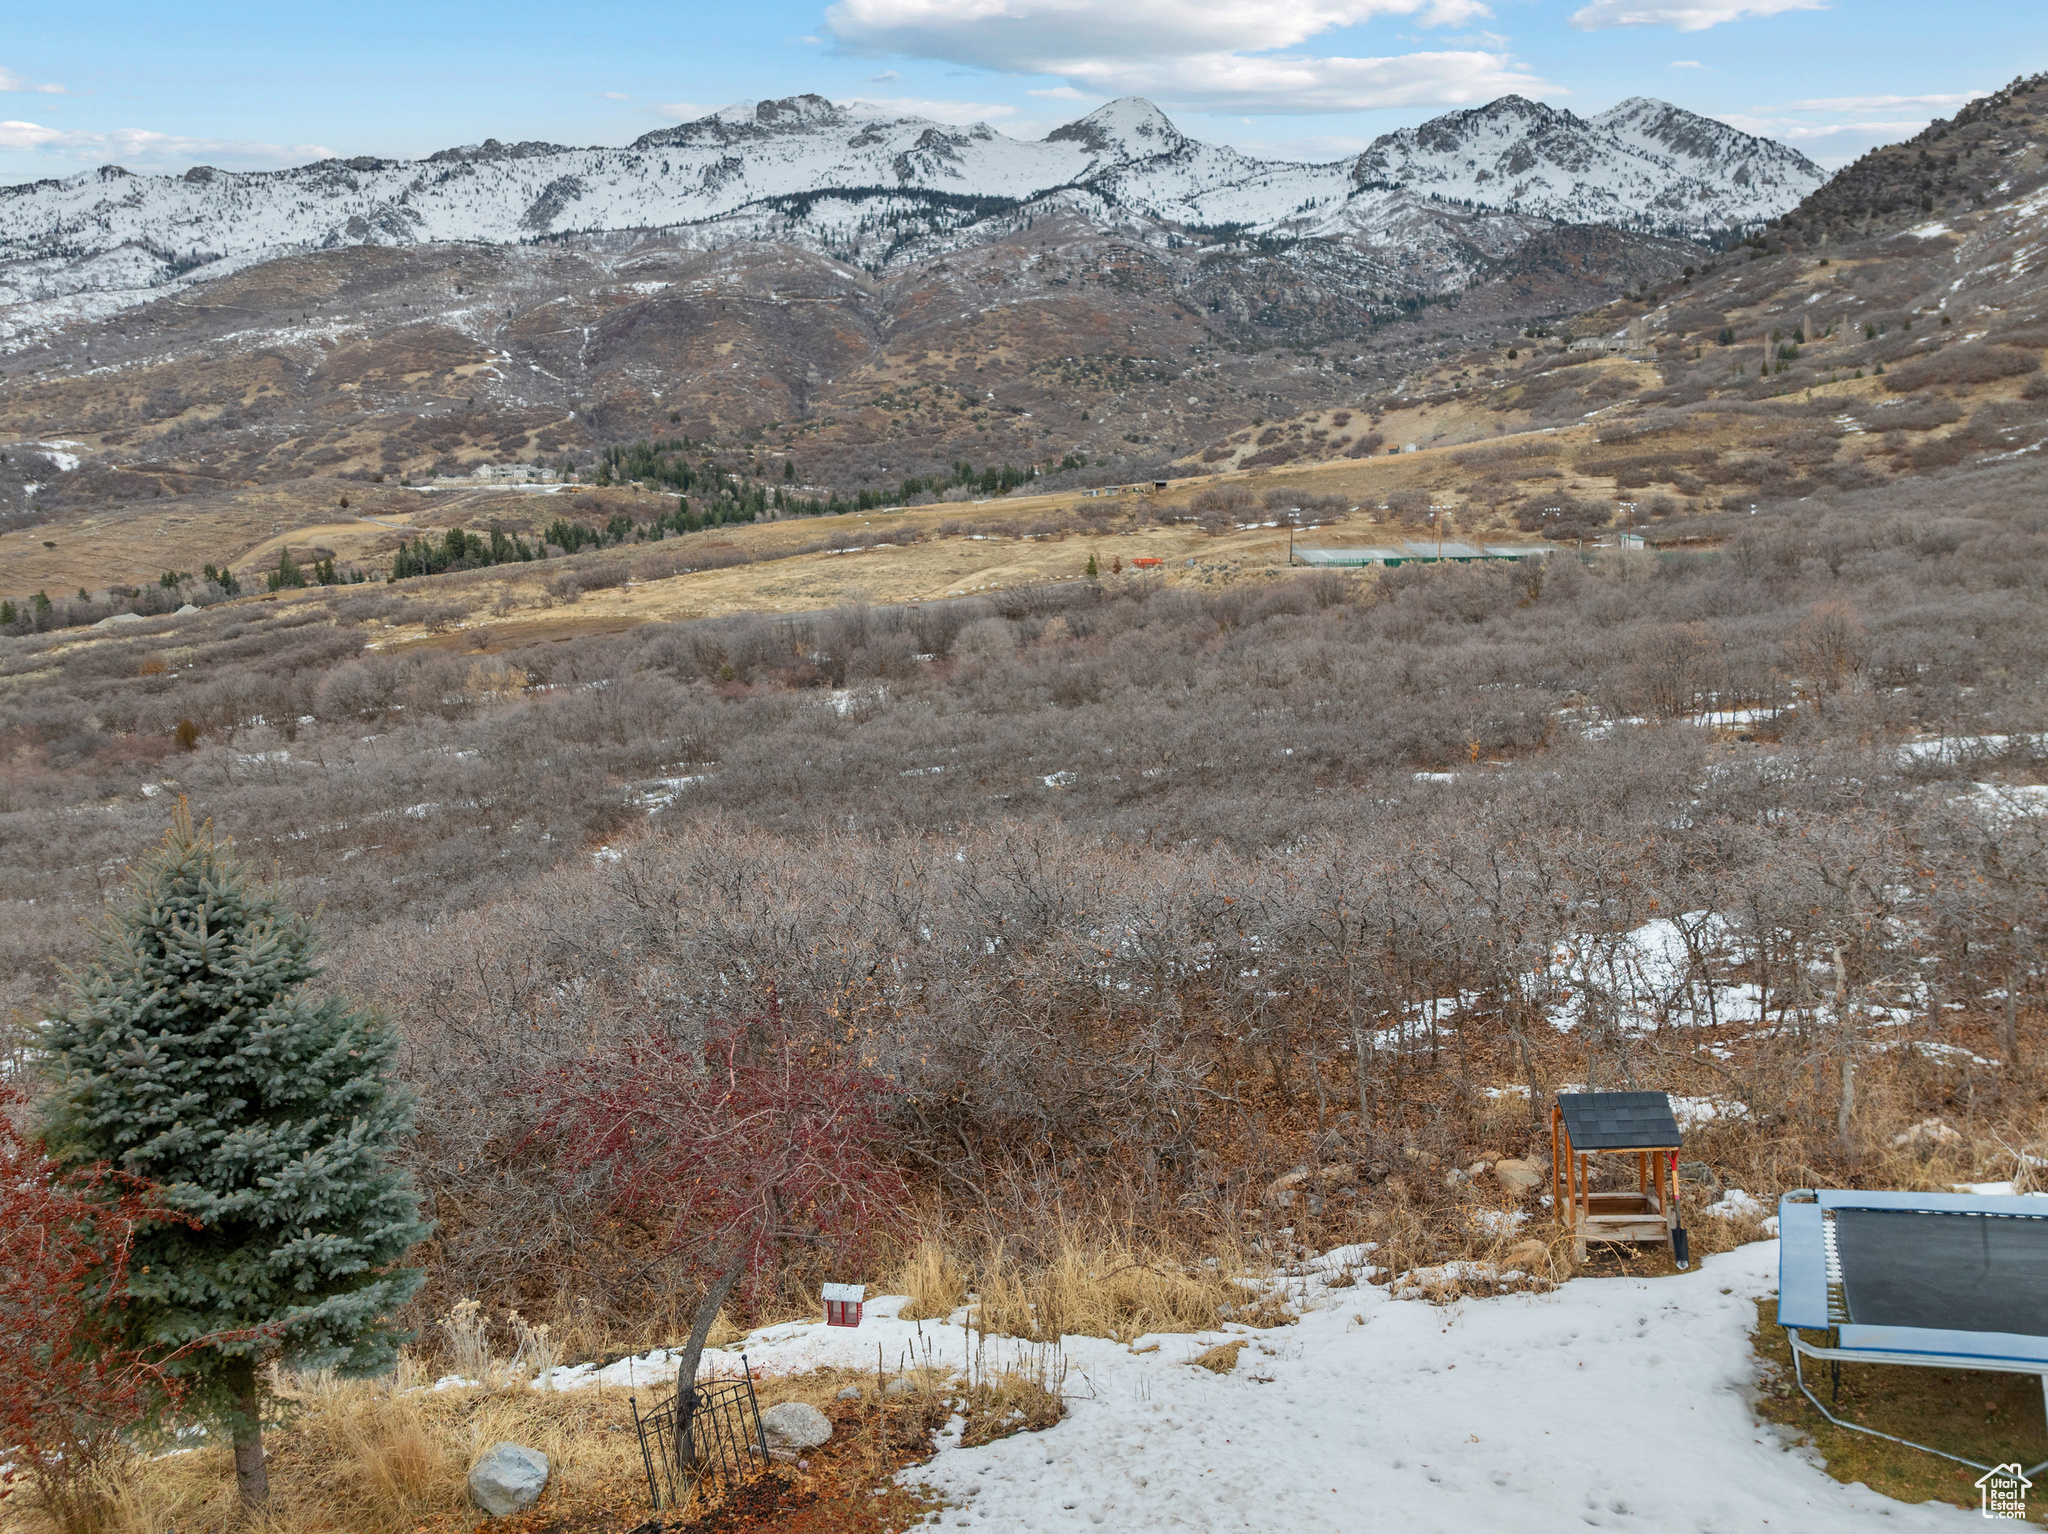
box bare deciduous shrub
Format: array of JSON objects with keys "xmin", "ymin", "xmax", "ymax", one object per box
[
  {"xmin": 952, "ymin": 616, "xmax": 1016, "ymax": 660},
  {"xmin": 1882, "ymin": 343, "xmax": 2040, "ymax": 393}
]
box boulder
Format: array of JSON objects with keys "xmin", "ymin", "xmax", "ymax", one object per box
[
  {"xmin": 760, "ymin": 1401, "xmax": 834, "ymax": 1454},
  {"xmin": 1503, "ymin": 1238, "xmax": 1552, "ymax": 1275},
  {"xmin": 1264, "ymin": 1165, "xmax": 1311, "ymax": 1205},
  {"xmin": 1677, "ymin": 1159, "xmax": 1721, "ymax": 1192},
  {"xmin": 883, "ymin": 1376, "xmax": 919, "ymax": 1399},
  {"xmin": 1492, "ymin": 1158, "xmax": 1545, "ymax": 1193},
  {"xmin": 468, "ymin": 1442, "xmax": 548, "ymax": 1517},
  {"xmin": 1890, "ymin": 1118, "xmax": 1962, "ymax": 1150},
  {"xmin": 837, "ymin": 1385, "xmax": 863, "ymax": 1401}
]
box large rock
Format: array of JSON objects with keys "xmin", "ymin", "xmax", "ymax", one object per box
[
  {"xmin": 759, "ymin": 1401, "xmax": 833, "ymax": 1454},
  {"xmin": 1503, "ymin": 1238, "xmax": 1553, "ymax": 1275},
  {"xmin": 1492, "ymin": 1158, "xmax": 1545, "ymax": 1193},
  {"xmin": 468, "ymin": 1442, "xmax": 548, "ymax": 1517},
  {"xmin": 1263, "ymin": 1165, "xmax": 1311, "ymax": 1206}
]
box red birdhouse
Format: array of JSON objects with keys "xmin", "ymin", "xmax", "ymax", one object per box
[{"xmin": 822, "ymin": 1282, "xmax": 865, "ymax": 1328}]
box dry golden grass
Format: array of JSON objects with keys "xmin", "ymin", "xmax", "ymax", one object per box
[
  {"xmin": 889, "ymin": 1239, "xmax": 967, "ymax": 1322},
  {"xmin": 1187, "ymin": 1340, "xmax": 1247, "ymax": 1375},
  {"xmin": 0, "ymin": 1374, "xmax": 649, "ymax": 1534},
  {"xmin": 953, "ymin": 1231, "xmax": 1250, "ymax": 1344}
]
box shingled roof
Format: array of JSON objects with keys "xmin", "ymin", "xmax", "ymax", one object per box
[{"xmin": 1556, "ymin": 1091, "xmax": 1682, "ymax": 1151}]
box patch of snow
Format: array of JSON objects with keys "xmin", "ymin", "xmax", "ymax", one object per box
[
  {"xmin": 1671, "ymin": 1095, "xmax": 1750, "ymax": 1130},
  {"xmin": 1703, "ymin": 1188, "xmax": 1765, "ymax": 1221},
  {"xmin": 513, "ymin": 1238, "xmax": 1963, "ymax": 1531}
]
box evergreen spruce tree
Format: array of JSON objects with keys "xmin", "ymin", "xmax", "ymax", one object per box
[{"xmin": 38, "ymin": 807, "xmax": 429, "ymax": 1508}]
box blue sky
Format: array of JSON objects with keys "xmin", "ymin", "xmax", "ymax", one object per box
[{"xmin": 1, "ymin": 0, "xmax": 2036, "ymax": 184}]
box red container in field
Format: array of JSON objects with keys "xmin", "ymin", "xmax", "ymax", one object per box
[
  {"xmin": 822, "ymin": 1282, "xmax": 865, "ymax": 1327},
  {"xmin": 1132, "ymin": 557, "xmax": 1163, "ymax": 569}
]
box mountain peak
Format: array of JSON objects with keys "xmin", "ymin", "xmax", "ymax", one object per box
[
  {"xmin": 631, "ymin": 94, "xmax": 845, "ymax": 151},
  {"xmin": 746, "ymin": 93, "xmax": 840, "ymax": 128},
  {"xmin": 1047, "ymin": 97, "xmax": 1184, "ymax": 157},
  {"xmin": 425, "ymin": 138, "xmax": 572, "ymax": 165},
  {"xmin": 1352, "ymin": 93, "xmax": 1822, "ymax": 237},
  {"xmin": 1593, "ymin": 96, "xmax": 1822, "ymax": 180}
]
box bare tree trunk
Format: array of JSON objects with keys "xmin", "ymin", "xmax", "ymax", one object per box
[
  {"xmin": 2005, "ymin": 945, "xmax": 2025, "ymax": 1073},
  {"xmin": 1513, "ymin": 1021, "xmax": 1542, "ymax": 1131},
  {"xmin": 675, "ymin": 1255, "xmax": 747, "ymax": 1473},
  {"xmin": 1348, "ymin": 1016, "xmax": 1373, "ymax": 1129},
  {"xmin": 224, "ymin": 1355, "xmax": 269, "ymax": 1509},
  {"xmin": 1833, "ymin": 944, "xmax": 1855, "ymax": 1148}
]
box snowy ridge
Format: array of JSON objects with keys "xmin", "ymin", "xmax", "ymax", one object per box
[
  {"xmin": 0, "ymin": 94, "xmax": 1815, "ymax": 326},
  {"xmin": 1350, "ymin": 95, "xmax": 1822, "ymax": 237}
]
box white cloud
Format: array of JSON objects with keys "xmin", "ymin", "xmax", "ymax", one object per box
[
  {"xmin": 602, "ymin": 91, "xmax": 631, "ymax": 100},
  {"xmin": 0, "ymin": 66, "xmax": 67, "ymax": 94},
  {"xmin": 832, "ymin": 0, "xmax": 1498, "ymax": 64},
  {"xmin": 1790, "ymin": 91, "xmax": 1987, "ymax": 113},
  {"xmin": 1570, "ymin": 0, "xmax": 1825, "ymax": 31},
  {"xmin": 1721, "ymin": 113, "xmax": 1945, "ymax": 142},
  {"xmin": 0, "ymin": 119, "xmax": 64, "ymax": 148},
  {"xmin": 825, "ymin": 0, "xmax": 1541, "ymax": 114},
  {"xmin": 658, "ymin": 101, "xmax": 713, "ymax": 119},
  {"xmin": 1068, "ymin": 49, "xmax": 1545, "ymax": 113},
  {"xmin": 867, "ymin": 69, "xmax": 901, "ymax": 82},
  {"xmin": 1218, "ymin": 128, "xmax": 1376, "ymax": 157},
  {"xmin": 843, "ymin": 94, "xmax": 1018, "ymax": 122},
  {"xmin": 0, "ymin": 121, "xmax": 333, "ymax": 169},
  {"xmin": 1715, "ymin": 102, "xmax": 1968, "ymax": 169},
  {"xmin": 1029, "ymin": 86, "xmax": 1088, "ymax": 99},
  {"xmin": 1669, "ymin": 59, "xmax": 1707, "ymax": 69}
]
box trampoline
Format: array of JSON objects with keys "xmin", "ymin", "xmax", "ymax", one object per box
[{"xmin": 1777, "ymin": 1188, "xmax": 2048, "ymax": 1476}]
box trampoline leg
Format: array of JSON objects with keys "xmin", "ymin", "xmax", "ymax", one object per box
[
  {"xmin": 1787, "ymin": 1329, "xmax": 2006, "ymax": 1477},
  {"xmin": 2032, "ymin": 1373, "xmax": 2048, "ymax": 1480},
  {"xmin": 1830, "ymin": 1356, "xmax": 1840, "ymax": 1404}
]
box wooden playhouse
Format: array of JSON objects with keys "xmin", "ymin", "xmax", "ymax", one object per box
[{"xmin": 1551, "ymin": 1091, "xmax": 1686, "ymax": 1264}]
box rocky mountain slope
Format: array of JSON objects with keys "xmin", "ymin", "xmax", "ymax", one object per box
[
  {"xmin": 0, "ymin": 94, "xmax": 1815, "ymax": 340},
  {"xmin": 1351, "ymin": 96, "xmax": 1818, "ymax": 235}
]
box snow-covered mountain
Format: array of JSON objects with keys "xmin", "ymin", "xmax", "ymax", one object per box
[
  {"xmin": 1350, "ymin": 96, "xmax": 1819, "ymax": 235},
  {"xmin": 0, "ymin": 94, "xmax": 1817, "ymax": 330}
]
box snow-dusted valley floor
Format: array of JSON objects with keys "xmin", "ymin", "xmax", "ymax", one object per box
[{"xmin": 543, "ymin": 1241, "xmax": 1968, "ymax": 1533}]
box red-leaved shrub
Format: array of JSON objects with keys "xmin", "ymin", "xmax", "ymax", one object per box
[
  {"xmin": 0, "ymin": 1098, "xmax": 180, "ymax": 1516},
  {"xmin": 536, "ymin": 1002, "xmax": 908, "ymax": 1396}
]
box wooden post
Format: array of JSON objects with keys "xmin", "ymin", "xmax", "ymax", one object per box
[
  {"xmin": 1572, "ymin": 1149, "xmax": 1587, "ymax": 1263},
  {"xmin": 1551, "ymin": 1106, "xmax": 1562, "ymax": 1227}
]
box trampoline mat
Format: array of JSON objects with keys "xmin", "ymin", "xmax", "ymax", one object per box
[{"xmin": 1835, "ymin": 1209, "xmax": 2048, "ymax": 1337}]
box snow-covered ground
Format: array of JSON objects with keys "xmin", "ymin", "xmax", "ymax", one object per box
[{"xmin": 539, "ymin": 1239, "xmax": 1970, "ymax": 1531}]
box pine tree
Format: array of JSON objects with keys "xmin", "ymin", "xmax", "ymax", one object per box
[{"xmin": 37, "ymin": 807, "xmax": 429, "ymax": 1508}]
